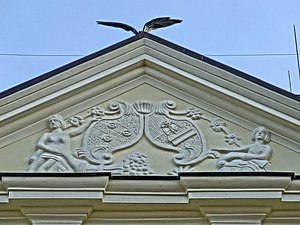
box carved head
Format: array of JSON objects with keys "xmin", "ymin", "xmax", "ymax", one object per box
[
  {"xmin": 48, "ymin": 114, "xmax": 66, "ymax": 129},
  {"xmin": 251, "ymin": 126, "xmax": 271, "ymax": 143}
]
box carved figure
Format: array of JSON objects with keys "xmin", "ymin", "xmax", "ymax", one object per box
[
  {"xmin": 27, "ymin": 114, "xmax": 92, "ymax": 172},
  {"xmin": 213, "ymin": 127, "xmax": 272, "ymax": 172}
]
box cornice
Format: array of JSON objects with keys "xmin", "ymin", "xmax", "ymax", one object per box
[{"xmin": 0, "ymin": 173, "xmax": 298, "ymax": 203}]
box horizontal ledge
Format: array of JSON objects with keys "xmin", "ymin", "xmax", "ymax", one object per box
[
  {"xmin": 179, "ymin": 171, "xmax": 296, "ymax": 178},
  {"xmin": 189, "ymin": 191, "xmax": 282, "ymax": 199},
  {"xmin": 0, "ymin": 172, "xmax": 111, "ymax": 177},
  {"xmin": 0, "ymin": 171, "xmax": 296, "ymax": 179},
  {"xmin": 102, "ymin": 194, "xmax": 189, "ymax": 203},
  {"xmin": 0, "ymin": 172, "xmax": 294, "ymax": 195},
  {"xmin": 9, "ymin": 190, "xmax": 103, "ymax": 199}
]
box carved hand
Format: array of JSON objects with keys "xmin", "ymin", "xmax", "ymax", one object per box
[
  {"xmin": 242, "ymin": 154, "xmax": 251, "ymax": 160},
  {"xmin": 209, "ymin": 150, "xmax": 220, "ymax": 158},
  {"xmin": 29, "ymin": 156, "xmax": 38, "ymax": 164},
  {"xmin": 75, "ymin": 148, "xmax": 90, "ymax": 159}
]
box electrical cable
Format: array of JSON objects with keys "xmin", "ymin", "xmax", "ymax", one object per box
[
  {"xmin": 0, "ymin": 53, "xmax": 84, "ymax": 57},
  {"xmin": 0, "ymin": 53, "xmax": 297, "ymax": 57}
]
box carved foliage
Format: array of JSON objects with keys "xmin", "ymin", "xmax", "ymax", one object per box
[{"xmin": 122, "ymin": 152, "xmax": 154, "ymax": 176}]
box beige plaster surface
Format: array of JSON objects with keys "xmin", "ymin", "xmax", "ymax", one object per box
[{"xmin": 0, "ymin": 83, "xmax": 299, "ymax": 174}]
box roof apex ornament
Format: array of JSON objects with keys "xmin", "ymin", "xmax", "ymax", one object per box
[{"xmin": 96, "ymin": 17, "xmax": 182, "ymax": 35}]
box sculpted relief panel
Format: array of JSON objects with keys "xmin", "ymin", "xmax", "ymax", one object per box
[
  {"xmin": 213, "ymin": 127, "xmax": 272, "ymax": 172},
  {"xmin": 27, "ymin": 100, "xmax": 273, "ymax": 175}
]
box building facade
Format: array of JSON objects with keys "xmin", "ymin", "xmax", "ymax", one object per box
[{"xmin": 0, "ymin": 33, "xmax": 300, "ymax": 224}]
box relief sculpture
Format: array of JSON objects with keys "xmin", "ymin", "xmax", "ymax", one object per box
[
  {"xmin": 212, "ymin": 127, "xmax": 272, "ymax": 172},
  {"xmin": 143, "ymin": 101, "xmax": 217, "ymax": 165},
  {"xmin": 77, "ymin": 102, "xmax": 144, "ymax": 170},
  {"xmin": 27, "ymin": 114, "xmax": 93, "ymax": 172},
  {"xmin": 27, "ymin": 100, "xmax": 273, "ymax": 174}
]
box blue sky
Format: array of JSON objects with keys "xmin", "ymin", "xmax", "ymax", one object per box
[{"xmin": 1, "ymin": 0, "xmax": 299, "ymax": 93}]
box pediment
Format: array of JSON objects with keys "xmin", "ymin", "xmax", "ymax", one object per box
[{"xmin": 0, "ymin": 33, "xmax": 299, "ymax": 175}]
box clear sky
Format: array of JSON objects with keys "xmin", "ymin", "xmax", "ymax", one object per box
[{"xmin": 1, "ymin": 0, "xmax": 300, "ymax": 93}]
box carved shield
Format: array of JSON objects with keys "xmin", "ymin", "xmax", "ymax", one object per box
[{"xmin": 144, "ymin": 101, "xmax": 209, "ymax": 165}]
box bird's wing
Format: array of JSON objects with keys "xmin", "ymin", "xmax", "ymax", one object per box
[
  {"xmin": 143, "ymin": 17, "xmax": 182, "ymax": 32},
  {"xmin": 96, "ymin": 21, "xmax": 138, "ymax": 35}
]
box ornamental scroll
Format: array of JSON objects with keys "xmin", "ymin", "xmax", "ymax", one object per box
[{"xmin": 27, "ymin": 100, "xmax": 272, "ymax": 174}]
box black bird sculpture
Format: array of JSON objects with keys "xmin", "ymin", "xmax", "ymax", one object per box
[{"xmin": 96, "ymin": 17, "xmax": 182, "ymax": 35}]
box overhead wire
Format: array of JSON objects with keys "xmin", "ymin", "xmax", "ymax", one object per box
[
  {"xmin": 0, "ymin": 53, "xmax": 84, "ymax": 57},
  {"xmin": 0, "ymin": 53, "xmax": 297, "ymax": 57},
  {"xmin": 205, "ymin": 53, "xmax": 296, "ymax": 57}
]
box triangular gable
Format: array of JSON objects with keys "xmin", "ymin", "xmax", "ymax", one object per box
[{"xmin": 0, "ymin": 33, "xmax": 299, "ymax": 174}]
